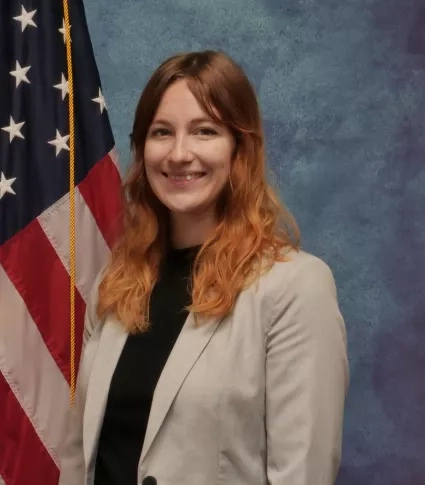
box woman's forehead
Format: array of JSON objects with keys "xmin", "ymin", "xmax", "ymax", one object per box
[{"xmin": 153, "ymin": 80, "xmax": 220, "ymax": 125}]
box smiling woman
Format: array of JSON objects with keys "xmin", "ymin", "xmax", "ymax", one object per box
[
  {"xmin": 58, "ymin": 50, "xmax": 348, "ymax": 485},
  {"xmin": 143, "ymin": 79, "xmax": 235, "ymax": 239},
  {"xmin": 100, "ymin": 50, "xmax": 304, "ymax": 331}
]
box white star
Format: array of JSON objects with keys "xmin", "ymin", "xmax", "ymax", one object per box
[
  {"xmin": 48, "ymin": 129, "xmax": 70, "ymax": 156},
  {"xmin": 59, "ymin": 19, "xmax": 71, "ymax": 43},
  {"xmin": 1, "ymin": 116, "xmax": 25, "ymax": 142},
  {"xmin": 0, "ymin": 172, "xmax": 17, "ymax": 200},
  {"xmin": 13, "ymin": 5, "xmax": 37, "ymax": 32},
  {"xmin": 54, "ymin": 73, "xmax": 69, "ymax": 100},
  {"xmin": 10, "ymin": 60, "xmax": 31, "ymax": 87},
  {"xmin": 92, "ymin": 88, "xmax": 107, "ymax": 113}
]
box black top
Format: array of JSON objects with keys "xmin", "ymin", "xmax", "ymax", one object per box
[{"xmin": 94, "ymin": 246, "xmax": 198, "ymax": 485}]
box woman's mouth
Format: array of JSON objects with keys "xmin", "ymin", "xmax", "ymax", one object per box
[{"xmin": 163, "ymin": 172, "xmax": 207, "ymax": 183}]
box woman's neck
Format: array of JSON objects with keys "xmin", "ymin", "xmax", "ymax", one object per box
[{"xmin": 170, "ymin": 211, "xmax": 217, "ymax": 249}]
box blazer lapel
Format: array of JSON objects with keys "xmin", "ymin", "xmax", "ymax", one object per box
[
  {"xmin": 83, "ymin": 317, "xmax": 128, "ymax": 466},
  {"xmin": 140, "ymin": 313, "xmax": 222, "ymax": 462}
]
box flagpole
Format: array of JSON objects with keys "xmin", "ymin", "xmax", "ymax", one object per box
[{"xmin": 63, "ymin": 0, "xmax": 76, "ymax": 406}]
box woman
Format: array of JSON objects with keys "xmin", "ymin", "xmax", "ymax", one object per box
[{"xmin": 59, "ymin": 50, "xmax": 348, "ymax": 485}]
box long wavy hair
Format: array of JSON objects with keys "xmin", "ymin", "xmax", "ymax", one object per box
[{"xmin": 97, "ymin": 50, "xmax": 300, "ymax": 332}]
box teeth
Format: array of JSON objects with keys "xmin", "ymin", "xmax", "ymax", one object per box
[
  {"xmin": 170, "ymin": 173, "xmax": 204, "ymax": 181},
  {"xmin": 170, "ymin": 175, "xmax": 190, "ymax": 181}
]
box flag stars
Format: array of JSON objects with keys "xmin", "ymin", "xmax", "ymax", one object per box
[
  {"xmin": 59, "ymin": 19, "xmax": 71, "ymax": 43},
  {"xmin": 48, "ymin": 130, "xmax": 70, "ymax": 156},
  {"xmin": 13, "ymin": 5, "xmax": 37, "ymax": 32},
  {"xmin": 10, "ymin": 61, "xmax": 31, "ymax": 87},
  {"xmin": 0, "ymin": 173, "xmax": 17, "ymax": 200},
  {"xmin": 54, "ymin": 73, "xmax": 69, "ymax": 100},
  {"xmin": 1, "ymin": 116, "xmax": 25, "ymax": 142},
  {"xmin": 92, "ymin": 88, "xmax": 107, "ymax": 113}
]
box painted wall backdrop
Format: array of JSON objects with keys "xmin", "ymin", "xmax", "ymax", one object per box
[{"xmin": 84, "ymin": 0, "xmax": 425, "ymax": 483}]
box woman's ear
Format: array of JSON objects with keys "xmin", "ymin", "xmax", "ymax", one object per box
[{"xmin": 232, "ymin": 132, "xmax": 241, "ymax": 159}]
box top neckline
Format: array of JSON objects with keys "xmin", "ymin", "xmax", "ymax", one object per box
[{"xmin": 166, "ymin": 244, "xmax": 201, "ymax": 263}]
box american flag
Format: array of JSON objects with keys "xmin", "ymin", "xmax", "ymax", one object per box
[{"xmin": 0, "ymin": 1, "xmax": 122, "ymax": 484}]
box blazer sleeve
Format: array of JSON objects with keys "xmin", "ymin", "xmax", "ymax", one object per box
[
  {"xmin": 58, "ymin": 279, "xmax": 100, "ymax": 485},
  {"xmin": 265, "ymin": 256, "xmax": 349, "ymax": 485}
]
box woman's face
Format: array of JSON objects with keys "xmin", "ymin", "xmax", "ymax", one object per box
[{"xmin": 144, "ymin": 79, "xmax": 235, "ymax": 219}]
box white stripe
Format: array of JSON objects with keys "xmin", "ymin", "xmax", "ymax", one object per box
[
  {"xmin": 38, "ymin": 187, "xmax": 110, "ymax": 303},
  {"xmin": 109, "ymin": 146, "xmax": 120, "ymax": 172},
  {"xmin": 0, "ymin": 473, "xmax": 6, "ymax": 485},
  {"xmin": 0, "ymin": 265, "xmax": 70, "ymax": 466}
]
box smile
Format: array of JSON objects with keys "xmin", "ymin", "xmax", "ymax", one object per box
[{"xmin": 163, "ymin": 172, "xmax": 207, "ymax": 182}]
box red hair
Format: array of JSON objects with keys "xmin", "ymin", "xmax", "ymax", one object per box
[{"xmin": 97, "ymin": 50, "xmax": 300, "ymax": 332}]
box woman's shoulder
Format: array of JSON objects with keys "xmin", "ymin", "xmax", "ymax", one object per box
[
  {"xmin": 251, "ymin": 249, "xmax": 345, "ymax": 345},
  {"xmin": 258, "ymin": 248, "xmax": 338, "ymax": 302}
]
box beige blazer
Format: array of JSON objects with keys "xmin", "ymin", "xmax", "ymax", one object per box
[{"xmin": 58, "ymin": 250, "xmax": 349, "ymax": 485}]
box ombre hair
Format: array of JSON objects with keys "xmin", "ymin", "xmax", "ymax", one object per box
[{"xmin": 97, "ymin": 50, "xmax": 300, "ymax": 332}]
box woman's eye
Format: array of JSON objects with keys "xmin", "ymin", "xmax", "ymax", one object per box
[
  {"xmin": 197, "ymin": 127, "xmax": 217, "ymax": 136},
  {"xmin": 151, "ymin": 128, "xmax": 170, "ymax": 137}
]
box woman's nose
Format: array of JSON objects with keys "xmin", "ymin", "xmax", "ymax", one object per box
[{"xmin": 169, "ymin": 134, "xmax": 192, "ymax": 163}]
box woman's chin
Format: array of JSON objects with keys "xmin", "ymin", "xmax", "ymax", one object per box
[{"xmin": 159, "ymin": 194, "xmax": 211, "ymax": 216}]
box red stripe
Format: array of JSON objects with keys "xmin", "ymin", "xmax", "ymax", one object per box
[
  {"xmin": 79, "ymin": 153, "xmax": 123, "ymax": 249},
  {"xmin": 0, "ymin": 220, "xmax": 85, "ymax": 383},
  {"xmin": 0, "ymin": 372, "xmax": 59, "ymax": 485}
]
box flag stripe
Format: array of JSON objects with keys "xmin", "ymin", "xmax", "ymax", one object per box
[
  {"xmin": 0, "ymin": 220, "xmax": 86, "ymax": 382},
  {"xmin": 79, "ymin": 151, "xmax": 122, "ymax": 249},
  {"xmin": 109, "ymin": 146, "xmax": 120, "ymax": 170},
  {"xmin": 38, "ymin": 186, "xmax": 110, "ymax": 303},
  {"xmin": 0, "ymin": 371, "xmax": 59, "ymax": 485},
  {"xmin": 0, "ymin": 264, "xmax": 70, "ymax": 465}
]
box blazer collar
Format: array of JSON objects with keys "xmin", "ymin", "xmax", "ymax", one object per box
[
  {"xmin": 82, "ymin": 312, "xmax": 221, "ymax": 468},
  {"xmin": 83, "ymin": 316, "xmax": 128, "ymax": 466},
  {"xmin": 140, "ymin": 313, "xmax": 222, "ymax": 463}
]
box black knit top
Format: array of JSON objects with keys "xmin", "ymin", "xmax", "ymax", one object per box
[{"xmin": 94, "ymin": 246, "xmax": 198, "ymax": 485}]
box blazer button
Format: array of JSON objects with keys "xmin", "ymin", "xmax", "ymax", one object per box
[{"xmin": 142, "ymin": 476, "xmax": 157, "ymax": 485}]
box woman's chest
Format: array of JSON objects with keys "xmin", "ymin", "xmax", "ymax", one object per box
[{"xmin": 168, "ymin": 294, "xmax": 268, "ymax": 424}]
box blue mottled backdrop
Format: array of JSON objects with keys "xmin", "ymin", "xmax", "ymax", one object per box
[{"xmin": 84, "ymin": 0, "xmax": 425, "ymax": 483}]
